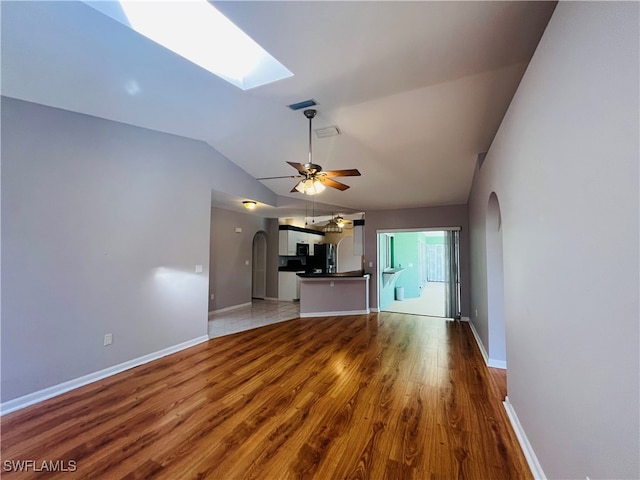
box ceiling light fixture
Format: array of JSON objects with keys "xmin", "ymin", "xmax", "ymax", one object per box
[
  {"xmin": 242, "ymin": 201, "xmax": 257, "ymax": 210},
  {"xmin": 323, "ymin": 219, "xmax": 342, "ymax": 234},
  {"xmin": 294, "ymin": 178, "xmax": 325, "ymax": 195},
  {"xmin": 84, "ymin": 0, "xmax": 292, "ymax": 90}
]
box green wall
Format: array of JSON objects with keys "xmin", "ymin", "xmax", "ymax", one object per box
[
  {"xmin": 393, "ymin": 233, "xmax": 421, "ymax": 298},
  {"xmin": 379, "ymin": 232, "xmax": 447, "ymax": 307}
]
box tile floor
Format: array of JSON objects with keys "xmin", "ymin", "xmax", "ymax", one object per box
[
  {"xmin": 209, "ymin": 282, "xmax": 447, "ymax": 339},
  {"xmin": 208, "ymin": 299, "xmax": 300, "ymax": 338},
  {"xmin": 383, "ymin": 281, "xmax": 446, "ymax": 317}
]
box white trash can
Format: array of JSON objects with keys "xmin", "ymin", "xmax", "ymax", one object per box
[{"xmin": 395, "ymin": 286, "xmax": 405, "ymax": 301}]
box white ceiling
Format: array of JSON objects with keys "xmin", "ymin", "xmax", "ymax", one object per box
[{"xmin": 1, "ymin": 1, "xmax": 556, "ymax": 217}]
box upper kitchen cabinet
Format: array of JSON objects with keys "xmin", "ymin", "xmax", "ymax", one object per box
[{"xmin": 278, "ymin": 225, "xmax": 324, "ymax": 255}]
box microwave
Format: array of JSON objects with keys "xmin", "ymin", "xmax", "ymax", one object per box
[{"xmin": 296, "ymin": 243, "xmax": 309, "ymax": 256}]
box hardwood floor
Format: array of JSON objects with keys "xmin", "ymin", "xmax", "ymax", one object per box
[
  {"xmin": 489, "ymin": 367, "xmax": 508, "ymax": 401},
  {"xmin": 1, "ymin": 313, "xmax": 531, "ymax": 479}
]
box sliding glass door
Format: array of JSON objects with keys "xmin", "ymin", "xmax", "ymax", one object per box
[
  {"xmin": 443, "ymin": 230, "xmax": 461, "ymax": 319},
  {"xmin": 378, "ymin": 228, "xmax": 461, "ymax": 319}
]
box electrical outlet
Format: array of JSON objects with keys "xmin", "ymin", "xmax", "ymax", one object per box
[
  {"xmin": 210, "ymin": 293, "xmax": 215, "ymax": 300},
  {"xmin": 195, "ymin": 264, "xmax": 203, "ymax": 273},
  {"xmin": 330, "ymin": 281, "xmax": 335, "ymax": 287},
  {"xmin": 104, "ymin": 333, "xmax": 113, "ymax": 346},
  {"xmin": 369, "ymin": 262, "xmax": 373, "ymax": 267}
]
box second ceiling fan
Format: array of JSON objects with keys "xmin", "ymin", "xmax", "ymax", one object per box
[{"xmin": 257, "ymin": 109, "xmax": 361, "ymax": 195}]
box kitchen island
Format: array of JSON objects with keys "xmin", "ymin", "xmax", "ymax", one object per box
[{"xmin": 297, "ymin": 271, "xmax": 370, "ymax": 318}]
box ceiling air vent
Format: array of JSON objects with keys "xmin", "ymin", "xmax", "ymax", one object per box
[
  {"xmin": 288, "ymin": 99, "xmax": 317, "ymax": 110},
  {"xmin": 315, "ymin": 126, "xmax": 341, "ymax": 138}
]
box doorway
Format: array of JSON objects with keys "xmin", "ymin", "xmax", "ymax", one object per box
[
  {"xmin": 486, "ymin": 193, "xmax": 507, "ymax": 369},
  {"xmin": 378, "ymin": 229, "xmax": 460, "ymax": 318},
  {"xmin": 252, "ymin": 231, "xmax": 267, "ymax": 299}
]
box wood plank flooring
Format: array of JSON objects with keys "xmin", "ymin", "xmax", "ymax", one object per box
[{"xmin": 1, "ymin": 313, "xmax": 531, "ymax": 479}]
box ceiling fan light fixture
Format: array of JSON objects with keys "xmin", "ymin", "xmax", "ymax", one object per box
[
  {"xmin": 296, "ymin": 178, "xmax": 325, "ymax": 195},
  {"xmin": 323, "ymin": 219, "xmax": 342, "ymax": 233}
]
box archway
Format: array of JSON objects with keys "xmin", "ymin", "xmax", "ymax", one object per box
[
  {"xmin": 336, "ymin": 235, "xmax": 361, "ymax": 273},
  {"xmin": 252, "ymin": 231, "xmax": 267, "ymax": 299},
  {"xmin": 486, "ymin": 192, "xmax": 507, "ymax": 369}
]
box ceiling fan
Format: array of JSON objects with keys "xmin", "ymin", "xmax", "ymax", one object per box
[
  {"xmin": 323, "ymin": 214, "xmax": 353, "ymax": 233},
  {"xmin": 257, "ymin": 109, "xmax": 361, "ymax": 195},
  {"xmin": 334, "ymin": 215, "xmax": 353, "ymax": 229}
]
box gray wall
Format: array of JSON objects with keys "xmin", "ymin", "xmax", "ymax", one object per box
[
  {"xmin": 1, "ymin": 97, "xmax": 276, "ymax": 403},
  {"xmin": 208, "ymin": 208, "xmax": 278, "ymax": 311},
  {"xmin": 364, "ymin": 205, "xmax": 470, "ymax": 317},
  {"xmin": 468, "ymin": 3, "xmax": 639, "ymax": 478}
]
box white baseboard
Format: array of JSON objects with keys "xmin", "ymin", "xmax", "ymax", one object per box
[
  {"xmin": 468, "ymin": 319, "xmax": 490, "ymax": 365},
  {"xmin": 264, "ymin": 297, "xmax": 279, "ymax": 302},
  {"xmin": 300, "ymin": 309, "xmax": 370, "ymax": 318},
  {"xmin": 467, "ymin": 320, "xmax": 507, "ymax": 369},
  {"xmin": 208, "ymin": 302, "xmax": 252, "ymax": 318},
  {"xmin": 1, "ymin": 335, "xmax": 209, "ymax": 416},
  {"xmin": 488, "ymin": 358, "xmax": 507, "ymax": 369},
  {"xmin": 370, "ymin": 307, "xmax": 379, "ymax": 313},
  {"xmin": 503, "ymin": 397, "xmax": 547, "ymax": 480}
]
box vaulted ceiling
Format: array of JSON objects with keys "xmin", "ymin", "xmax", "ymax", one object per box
[{"xmin": 1, "ymin": 1, "xmax": 556, "ymax": 217}]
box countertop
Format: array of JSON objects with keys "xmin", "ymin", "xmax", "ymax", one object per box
[{"xmin": 297, "ymin": 270, "xmax": 368, "ymax": 278}]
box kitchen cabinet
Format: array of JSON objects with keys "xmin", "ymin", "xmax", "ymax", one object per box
[
  {"xmin": 279, "ymin": 227, "xmax": 324, "ymax": 255},
  {"xmin": 279, "ymin": 230, "xmax": 305, "ymax": 255},
  {"xmin": 298, "ymin": 273, "xmax": 370, "ymax": 317},
  {"xmin": 307, "ymin": 232, "xmax": 323, "ymax": 255},
  {"xmin": 278, "ymin": 230, "xmax": 290, "ymax": 255},
  {"xmin": 278, "ymin": 271, "xmax": 303, "ymax": 301}
]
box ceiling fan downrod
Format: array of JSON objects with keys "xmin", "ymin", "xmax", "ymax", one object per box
[{"xmin": 304, "ymin": 109, "xmax": 316, "ymax": 170}]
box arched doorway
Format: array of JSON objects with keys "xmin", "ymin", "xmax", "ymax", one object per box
[
  {"xmin": 252, "ymin": 232, "xmax": 267, "ymax": 299},
  {"xmin": 336, "ymin": 235, "xmax": 361, "ymax": 273},
  {"xmin": 486, "ymin": 192, "xmax": 507, "ymax": 369}
]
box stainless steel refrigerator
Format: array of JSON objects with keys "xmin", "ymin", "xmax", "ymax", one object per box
[{"xmin": 313, "ymin": 243, "xmax": 336, "ymax": 273}]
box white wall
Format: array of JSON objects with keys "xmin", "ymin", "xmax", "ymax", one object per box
[
  {"xmin": 0, "ymin": 98, "xmax": 274, "ymax": 404},
  {"xmin": 468, "ymin": 3, "xmax": 639, "ymax": 478}
]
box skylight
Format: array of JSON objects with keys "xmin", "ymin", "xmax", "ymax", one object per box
[{"xmin": 84, "ymin": 1, "xmax": 292, "ymax": 90}]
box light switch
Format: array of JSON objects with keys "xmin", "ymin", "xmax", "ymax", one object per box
[
  {"xmin": 235, "ymin": 227, "xmax": 242, "ymax": 233},
  {"xmin": 369, "ymin": 262, "xmax": 373, "ymax": 267},
  {"xmin": 195, "ymin": 264, "xmax": 203, "ymax": 273},
  {"xmin": 245, "ymin": 260, "xmax": 250, "ymax": 266}
]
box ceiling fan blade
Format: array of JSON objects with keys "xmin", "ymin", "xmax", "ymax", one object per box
[
  {"xmin": 321, "ymin": 178, "xmax": 350, "ymax": 191},
  {"xmin": 256, "ymin": 175, "xmax": 302, "ymax": 180},
  {"xmin": 322, "ymin": 169, "xmax": 361, "ymax": 178},
  {"xmin": 287, "ymin": 161, "xmax": 309, "ymax": 174}
]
